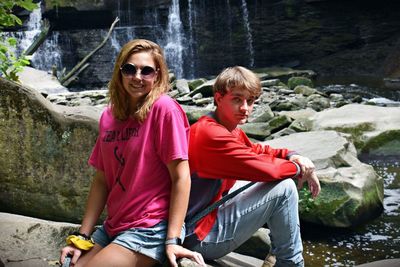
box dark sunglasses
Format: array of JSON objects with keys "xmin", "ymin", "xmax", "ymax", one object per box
[{"xmin": 120, "ymin": 63, "xmax": 156, "ymax": 79}]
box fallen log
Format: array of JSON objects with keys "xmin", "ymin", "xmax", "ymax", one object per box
[
  {"xmin": 24, "ymin": 19, "xmax": 50, "ymax": 56},
  {"xmin": 60, "ymin": 17, "xmax": 120, "ymax": 86}
]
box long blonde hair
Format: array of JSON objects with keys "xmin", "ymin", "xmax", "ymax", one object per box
[{"xmin": 109, "ymin": 39, "xmax": 170, "ymax": 122}]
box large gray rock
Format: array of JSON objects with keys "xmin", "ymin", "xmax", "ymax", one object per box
[
  {"xmin": 0, "ymin": 78, "xmax": 101, "ymax": 223},
  {"xmin": 0, "ymin": 212, "xmax": 78, "ymax": 266},
  {"xmin": 0, "ymin": 213, "xmax": 265, "ymax": 267},
  {"xmin": 18, "ymin": 67, "xmax": 69, "ymax": 96},
  {"xmin": 264, "ymin": 130, "xmax": 384, "ymax": 227},
  {"xmin": 308, "ymin": 104, "xmax": 400, "ymax": 155}
]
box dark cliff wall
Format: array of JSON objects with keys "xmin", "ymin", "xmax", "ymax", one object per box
[{"xmin": 34, "ymin": 0, "xmax": 400, "ymax": 89}]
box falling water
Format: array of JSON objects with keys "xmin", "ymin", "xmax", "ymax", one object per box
[
  {"xmin": 164, "ymin": 0, "xmax": 184, "ymax": 78},
  {"xmin": 31, "ymin": 31, "xmax": 63, "ymax": 72},
  {"xmin": 5, "ymin": 3, "xmax": 62, "ymax": 72},
  {"xmin": 225, "ymin": 0, "xmax": 234, "ymax": 65},
  {"xmin": 19, "ymin": 5, "xmax": 41, "ymax": 51},
  {"xmin": 241, "ymin": 0, "xmax": 254, "ymax": 67},
  {"xmin": 186, "ymin": 0, "xmax": 195, "ymax": 79}
]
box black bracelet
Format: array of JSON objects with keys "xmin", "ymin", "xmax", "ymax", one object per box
[
  {"xmin": 165, "ymin": 237, "xmax": 182, "ymax": 246},
  {"xmin": 71, "ymin": 231, "xmax": 91, "ymax": 240}
]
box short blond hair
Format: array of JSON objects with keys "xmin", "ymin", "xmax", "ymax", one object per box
[
  {"xmin": 213, "ymin": 66, "xmax": 261, "ymax": 101},
  {"xmin": 109, "ymin": 39, "xmax": 170, "ymax": 122}
]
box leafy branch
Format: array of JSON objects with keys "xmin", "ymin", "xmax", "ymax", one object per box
[{"xmin": 0, "ymin": 0, "xmax": 38, "ymax": 81}]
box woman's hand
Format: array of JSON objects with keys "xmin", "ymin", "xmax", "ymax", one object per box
[
  {"xmin": 60, "ymin": 245, "xmax": 82, "ymax": 266},
  {"xmin": 166, "ymin": 244, "xmax": 206, "ymax": 267}
]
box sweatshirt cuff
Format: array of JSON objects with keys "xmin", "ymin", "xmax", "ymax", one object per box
[
  {"xmin": 286, "ymin": 151, "xmax": 299, "ymax": 160},
  {"xmin": 292, "ymin": 162, "xmax": 302, "ymax": 179}
]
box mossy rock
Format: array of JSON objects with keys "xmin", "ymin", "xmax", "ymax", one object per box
[
  {"xmin": 0, "ymin": 78, "xmax": 99, "ymax": 223},
  {"xmin": 188, "ymin": 78, "xmax": 207, "ymax": 91},
  {"xmin": 326, "ymin": 123, "xmax": 375, "ymax": 150},
  {"xmin": 299, "ymin": 178, "xmax": 383, "ymax": 227},
  {"xmin": 287, "ymin": 76, "xmax": 314, "ymax": 90},
  {"xmin": 361, "ymin": 130, "xmax": 400, "ymax": 155}
]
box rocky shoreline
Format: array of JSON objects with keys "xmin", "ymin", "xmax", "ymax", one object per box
[{"xmin": 1, "ymin": 66, "xmax": 400, "ymax": 266}]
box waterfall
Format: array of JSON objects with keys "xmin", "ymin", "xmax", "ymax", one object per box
[
  {"xmin": 4, "ymin": 3, "xmax": 62, "ymax": 72},
  {"xmin": 164, "ymin": 0, "xmax": 184, "ymax": 78},
  {"xmin": 31, "ymin": 31, "xmax": 63, "ymax": 72},
  {"xmin": 19, "ymin": 5, "xmax": 41, "ymax": 51},
  {"xmin": 186, "ymin": 0, "xmax": 195, "ymax": 79},
  {"xmin": 241, "ymin": 0, "xmax": 254, "ymax": 68},
  {"xmin": 225, "ymin": 0, "xmax": 234, "ymax": 65}
]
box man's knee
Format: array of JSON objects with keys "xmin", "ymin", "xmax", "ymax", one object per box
[{"xmin": 279, "ymin": 179, "xmax": 299, "ymax": 202}]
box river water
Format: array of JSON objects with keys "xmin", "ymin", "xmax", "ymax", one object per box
[
  {"xmin": 299, "ymin": 109, "xmax": 399, "ymax": 267},
  {"xmin": 302, "ymin": 156, "xmax": 399, "ymax": 266},
  {"xmin": 300, "ymin": 81, "xmax": 400, "ymax": 266}
]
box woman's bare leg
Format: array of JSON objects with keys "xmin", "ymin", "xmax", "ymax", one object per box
[{"xmin": 83, "ymin": 243, "xmax": 158, "ymax": 267}]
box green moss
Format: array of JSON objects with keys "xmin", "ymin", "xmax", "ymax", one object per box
[
  {"xmin": 326, "ymin": 123, "xmax": 375, "ymax": 150},
  {"xmin": 299, "ymin": 182, "xmax": 351, "ymax": 226},
  {"xmin": 268, "ymin": 115, "xmax": 292, "ymax": 133},
  {"xmin": 287, "ymin": 76, "xmax": 314, "ymax": 90},
  {"xmin": 362, "ymin": 130, "xmax": 400, "ymax": 155}
]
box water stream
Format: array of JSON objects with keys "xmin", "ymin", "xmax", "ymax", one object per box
[
  {"xmin": 302, "ymin": 156, "xmax": 400, "ymax": 266},
  {"xmin": 241, "ymin": 0, "xmax": 254, "ymax": 68}
]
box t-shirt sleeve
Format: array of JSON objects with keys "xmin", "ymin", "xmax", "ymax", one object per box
[
  {"xmin": 88, "ymin": 110, "xmax": 106, "ymax": 171},
  {"xmin": 88, "ymin": 136, "xmax": 105, "ymax": 171},
  {"xmin": 154, "ymin": 107, "xmax": 190, "ymax": 164},
  {"xmin": 190, "ymin": 119, "xmax": 299, "ymax": 182}
]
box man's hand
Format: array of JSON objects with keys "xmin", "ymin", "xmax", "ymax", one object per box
[
  {"xmin": 166, "ymin": 244, "xmax": 206, "ymax": 267},
  {"xmin": 297, "ymin": 171, "xmax": 320, "ymax": 198},
  {"xmin": 289, "ymin": 155, "xmax": 321, "ymax": 198}
]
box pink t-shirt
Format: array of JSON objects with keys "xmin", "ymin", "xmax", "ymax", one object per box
[{"xmin": 88, "ymin": 95, "xmax": 189, "ymax": 237}]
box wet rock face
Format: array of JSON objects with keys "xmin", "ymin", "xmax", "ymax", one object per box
[
  {"xmin": 33, "ymin": 0, "xmax": 400, "ymax": 89},
  {"xmin": 0, "ymin": 78, "xmax": 99, "ymax": 223}
]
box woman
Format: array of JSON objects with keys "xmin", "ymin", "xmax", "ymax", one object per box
[{"xmin": 60, "ymin": 39, "xmax": 205, "ymax": 267}]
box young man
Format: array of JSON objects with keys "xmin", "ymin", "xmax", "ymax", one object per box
[{"xmin": 184, "ymin": 66, "xmax": 320, "ymax": 267}]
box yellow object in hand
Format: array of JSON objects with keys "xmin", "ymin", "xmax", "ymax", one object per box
[{"xmin": 66, "ymin": 235, "xmax": 94, "ymax": 251}]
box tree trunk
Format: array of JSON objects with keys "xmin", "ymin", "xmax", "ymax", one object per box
[
  {"xmin": 60, "ymin": 17, "xmax": 120, "ymax": 86},
  {"xmin": 24, "ymin": 19, "xmax": 50, "ymax": 56}
]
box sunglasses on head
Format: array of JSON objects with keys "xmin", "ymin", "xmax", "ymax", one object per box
[{"xmin": 120, "ymin": 63, "xmax": 156, "ymax": 79}]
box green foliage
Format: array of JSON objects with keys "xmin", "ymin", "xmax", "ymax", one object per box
[
  {"xmin": 298, "ymin": 186, "xmax": 316, "ymax": 212},
  {"xmin": 0, "ymin": 0, "xmax": 37, "ymax": 81}
]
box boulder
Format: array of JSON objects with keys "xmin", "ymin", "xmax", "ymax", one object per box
[
  {"xmin": 264, "ymin": 130, "xmax": 384, "ymax": 227},
  {"xmin": 0, "ymin": 213, "xmax": 266, "ymax": 267},
  {"xmin": 308, "ymin": 104, "xmax": 400, "ymax": 155},
  {"xmin": 287, "ymin": 76, "xmax": 314, "ymax": 90},
  {"xmin": 0, "ymin": 212, "xmax": 78, "ymax": 266},
  {"xmin": 18, "ymin": 67, "xmax": 69, "ymax": 96},
  {"xmin": 0, "ymin": 78, "xmax": 100, "ymax": 223}
]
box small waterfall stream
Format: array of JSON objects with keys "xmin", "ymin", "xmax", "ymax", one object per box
[
  {"xmin": 187, "ymin": 0, "xmax": 196, "ymax": 79},
  {"xmin": 241, "ymin": 0, "xmax": 254, "ymax": 68},
  {"xmin": 5, "ymin": 2, "xmax": 63, "ymax": 72},
  {"xmin": 164, "ymin": 0, "xmax": 185, "ymax": 78}
]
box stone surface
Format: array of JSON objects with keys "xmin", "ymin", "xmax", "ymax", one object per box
[
  {"xmin": 0, "ymin": 212, "xmax": 78, "ymax": 266},
  {"xmin": 18, "ymin": 67, "xmax": 69, "ymax": 96},
  {"xmin": 0, "ymin": 78, "xmax": 100, "ymax": 223},
  {"xmin": 265, "ymin": 130, "xmax": 384, "ymax": 227},
  {"xmin": 308, "ymin": 104, "xmax": 400, "ymax": 155}
]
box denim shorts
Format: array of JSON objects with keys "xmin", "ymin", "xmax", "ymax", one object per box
[{"xmin": 92, "ymin": 220, "xmax": 185, "ymax": 263}]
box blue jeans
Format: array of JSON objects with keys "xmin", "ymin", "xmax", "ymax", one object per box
[{"xmin": 185, "ymin": 179, "xmax": 304, "ymax": 267}]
